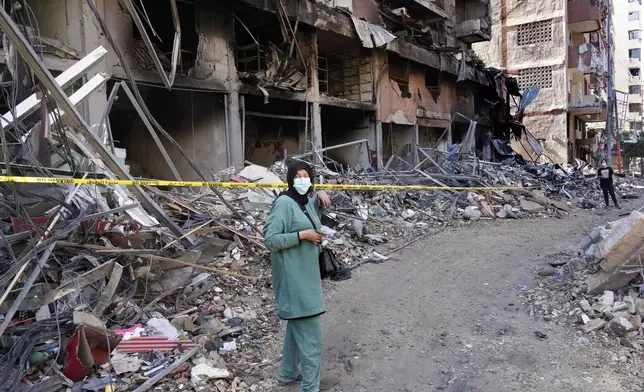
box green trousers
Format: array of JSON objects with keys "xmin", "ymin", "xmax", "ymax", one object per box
[{"xmin": 278, "ymin": 316, "xmax": 322, "ymax": 392}]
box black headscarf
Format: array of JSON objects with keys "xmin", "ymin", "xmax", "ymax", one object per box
[{"xmin": 279, "ymin": 161, "xmax": 314, "ymax": 207}]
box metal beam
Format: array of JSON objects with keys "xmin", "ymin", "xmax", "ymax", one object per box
[
  {"xmin": 119, "ymin": 81, "xmax": 183, "ymax": 181},
  {"xmin": 245, "ymin": 111, "xmax": 309, "ymax": 121},
  {"xmin": 417, "ymin": 147, "xmax": 449, "ymax": 175},
  {"xmin": 45, "ymin": 73, "xmax": 110, "ymax": 126},
  {"xmin": 0, "ymin": 6, "xmax": 191, "ymax": 242},
  {"xmin": 1, "ymin": 46, "xmax": 107, "ymax": 129},
  {"xmin": 121, "ymin": 0, "xmax": 180, "ymax": 90},
  {"xmin": 291, "ymin": 138, "xmax": 368, "ymax": 159}
]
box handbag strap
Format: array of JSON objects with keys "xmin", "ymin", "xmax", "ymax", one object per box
[{"xmin": 301, "ymin": 206, "xmax": 318, "ymax": 231}]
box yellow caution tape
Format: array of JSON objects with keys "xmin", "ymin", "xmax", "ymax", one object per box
[{"xmin": 0, "ymin": 175, "xmax": 535, "ymax": 191}]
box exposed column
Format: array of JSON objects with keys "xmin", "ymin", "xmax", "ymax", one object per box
[
  {"xmin": 309, "ymin": 31, "xmax": 323, "ymax": 153},
  {"xmin": 227, "ymin": 90, "xmax": 243, "ymax": 169},
  {"xmin": 372, "ymin": 49, "xmax": 384, "ymax": 169},
  {"xmin": 413, "ymin": 122, "xmax": 419, "ymax": 165}
]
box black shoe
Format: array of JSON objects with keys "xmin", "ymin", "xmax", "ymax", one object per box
[
  {"xmin": 278, "ymin": 375, "xmax": 303, "ymax": 386},
  {"xmin": 616, "ymin": 205, "xmax": 622, "ymax": 209}
]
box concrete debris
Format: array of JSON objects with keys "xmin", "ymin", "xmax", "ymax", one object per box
[
  {"xmin": 520, "ymin": 199, "xmax": 545, "ymax": 213},
  {"xmin": 462, "ymin": 206, "xmax": 481, "ymax": 221},
  {"xmin": 190, "ymin": 363, "xmax": 231, "ymax": 384},
  {"xmin": 586, "ymin": 211, "xmax": 644, "ymax": 294},
  {"xmin": 606, "ymin": 317, "xmax": 635, "ymax": 337},
  {"xmin": 580, "ymin": 319, "xmax": 607, "ymax": 334}
]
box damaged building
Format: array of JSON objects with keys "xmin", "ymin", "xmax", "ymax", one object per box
[
  {"xmin": 2, "ymin": 0, "xmax": 524, "ymax": 180},
  {"xmin": 473, "ymin": 0, "xmax": 611, "ymax": 165}
]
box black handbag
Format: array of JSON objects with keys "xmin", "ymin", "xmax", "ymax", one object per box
[{"xmin": 301, "ymin": 208, "xmax": 347, "ymax": 280}]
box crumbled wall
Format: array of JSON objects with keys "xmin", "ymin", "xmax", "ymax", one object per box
[
  {"xmin": 518, "ymin": 113, "xmax": 568, "ymax": 164},
  {"xmin": 377, "ymin": 52, "xmax": 459, "ymax": 125},
  {"xmin": 194, "ymin": 0, "xmax": 235, "ymax": 83}
]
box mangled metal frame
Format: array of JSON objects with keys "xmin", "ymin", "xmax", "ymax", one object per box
[
  {"xmin": 122, "ymin": 0, "xmax": 181, "ymax": 90},
  {"xmin": 0, "ymin": 6, "xmax": 191, "ymax": 243}
]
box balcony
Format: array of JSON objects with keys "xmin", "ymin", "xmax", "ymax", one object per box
[
  {"xmin": 455, "ymin": 17, "xmax": 491, "ymax": 43},
  {"xmin": 569, "ymin": 94, "xmax": 607, "ymax": 122},
  {"xmin": 567, "ymin": 43, "xmax": 603, "ymax": 72},
  {"xmin": 568, "ymin": 0, "xmax": 602, "ymax": 33},
  {"xmin": 389, "ymin": 0, "xmax": 450, "ymax": 19}
]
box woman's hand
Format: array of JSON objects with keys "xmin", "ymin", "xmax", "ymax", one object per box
[
  {"xmin": 299, "ymin": 229, "xmax": 322, "ymax": 245},
  {"xmin": 316, "ymin": 191, "xmax": 331, "ymax": 208}
]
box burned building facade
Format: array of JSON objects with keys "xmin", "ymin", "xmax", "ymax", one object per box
[{"xmin": 5, "ymin": 0, "xmax": 511, "ymax": 180}]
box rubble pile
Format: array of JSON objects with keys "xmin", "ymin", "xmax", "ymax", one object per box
[
  {"xmin": 522, "ymin": 209, "xmax": 644, "ymax": 356},
  {"xmin": 4, "ymin": 154, "xmax": 635, "ymax": 391}
]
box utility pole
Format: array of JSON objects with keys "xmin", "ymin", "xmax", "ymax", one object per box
[{"xmin": 605, "ymin": 0, "xmax": 614, "ymax": 161}]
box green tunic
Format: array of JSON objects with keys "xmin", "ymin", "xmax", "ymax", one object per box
[{"xmin": 264, "ymin": 195, "xmax": 324, "ymax": 320}]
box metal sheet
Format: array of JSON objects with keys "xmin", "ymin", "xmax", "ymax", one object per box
[{"xmin": 350, "ymin": 16, "xmax": 396, "ymax": 48}]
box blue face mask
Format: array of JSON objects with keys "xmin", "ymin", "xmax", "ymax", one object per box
[{"xmin": 293, "ymin": 178, "xmax": 311, "ymax": 195}]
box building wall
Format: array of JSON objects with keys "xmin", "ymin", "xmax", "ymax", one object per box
[
  {"xmin": 18, "ymin": 0, "xmax": 497, "ymax": 174},
  {"xmin": 473, "ymin": 0, "xmax": 569, "ymax": 163},
  {"xmin": 377, "ymin": 51, "xmax": 459, "ymax": 127},
  {"xmin": 122, "ymin": 90, "xmax": 229, "ymax": 180},
  {"xmin": 616, "ymin": 0, "xmax": 641, "ymax": 132}
]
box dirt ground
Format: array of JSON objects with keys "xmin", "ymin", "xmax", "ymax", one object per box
[{"xmin": 271, "ymin": 199, "xmax": 644, "ymax": 392}]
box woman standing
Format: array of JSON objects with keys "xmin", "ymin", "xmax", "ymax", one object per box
[{"xmin": 264, "ymin": 161, "xmax": 331, "ymax": 392}]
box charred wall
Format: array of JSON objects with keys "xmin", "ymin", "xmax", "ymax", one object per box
[{"xmin": 110, "ymin": 86, "xmax": 229, "ymax": 180}]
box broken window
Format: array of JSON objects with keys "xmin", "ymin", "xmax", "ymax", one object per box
[
  {"xmin": 424, "ymin": 68, "xmax": 440, "ymax": 100},
  {"xmin": 630, "ymin": 85, "xmax": 641, "ymax": 94},
  {"xmin": 456, "ymin": 83, "xmax": 468, "ymax": 98},
  {"xmin": 629, "ymin": 103, "xmax": 642, "ymax": 112},
  {"xmin": 320, "ymin": 47, "xmax": 373, "ymax": 103},
  {"xmin": 630, "ymin": 11, "xmax": 640, "ymax": 21},
  {"xmin": 517, "ymin": 19, "xmax": 553, "ymax": 46},
  {"xmin": 630, "ymin": 30, "xmax": 642, "ymax": 40},
  {"xmin": 388, "ymin": 54, "xmax": 411, "ymax": 99},
  {"xmin": 129, "ymin": 0, "xmax": 197, "ymax": 75},
  {"xmin": 233, "ymin": 5, "xmax": 306, "ymax": 89},
  {"xmin": 630, "ymin": 49, "xmax": 641, "ymax": 60},
  {"xmin": 518, "ymin": 66, "xmax": 553, "ymax": 90},
  {"xmin": 630, "ymin": 68, "xmax": 641, "ymax": 77}
]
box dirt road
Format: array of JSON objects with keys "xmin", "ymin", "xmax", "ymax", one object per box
[{"xmin": 312, "ymin": 203, "xmax": 644, "ymax": 392}]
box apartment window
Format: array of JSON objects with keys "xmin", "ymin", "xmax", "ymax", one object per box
[
  {"xmin": 630, "ymin": 30, "xmax": 642, "ymax": 40},
  {"xmin": 630, "ymin": 0, "xmax": 642, "ymax": 4},
  {"xmin": 630, "ymin": 67, "xmax": 641, "ymax": 77},
  {"xmin": 518, "ymin": 66, "xmax": 553, "ymax": 89},
  {"xmin": 630, "ymin": 103, "xmax": 642, "ymax": 112},
  {"xmin": 630, "ymin": 48, "xmax": 642, "ymax": 60},
  {"xmin": 388, "ymin": 54, "xmax": 411, "ymax": 98},
  {"xmin": 517, "ymin": 19, "xmax": 553, "ymax": 46},
  {"xmin": 629, "ymin": 11, "xmax": 640, "ymax": 21},
  {"xmin": 631, "ymin": 121, "xmax": 643, "ymax": 131},
  {"xmin": 630, "ymin": 85, "xmax": 642, "ymax": 94}
]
